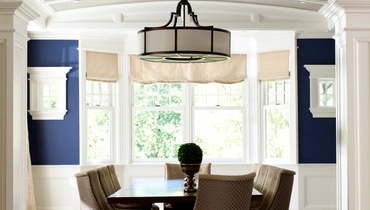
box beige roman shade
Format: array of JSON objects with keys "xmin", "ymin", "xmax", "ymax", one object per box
[
  {"xmin": 257, "ymin": 50, "xmax": 290, "ymax": 81},
  {"xmin": 130, "ymin": 54, "xmax": 247, "ymax": 84},
  {"xmin": 86, "ymin": 51, "xmax": 119, "ymax": 82}
]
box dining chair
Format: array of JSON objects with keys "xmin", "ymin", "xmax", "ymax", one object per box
[
  {"xmin": 193, "ymin": 173, "xmax": 256, "ymax": 210},
  {"xmin": 76, "ymin": 167, "xmax": 159, "ymax": 210},
  {"xmin": 164, "ymin": 163, "xmax": 211, "ymax": 210},
  {"xmin": 252, "ymin": 163, "xmax": 267, "ymax": 192},
  {"xmin": 75, "ymin": 171, "xmax": 102, "ymax": 210},
  {"xmin": 250, "ymin": 164, "xmax": 296, "ymax": 210},
  {"xmin": 96, "ymin": 166, "xmax": 160, "ymax": 210},
  {"xmin": 106, "ymin": 164, "xmax": 121, "ymax": 191}
]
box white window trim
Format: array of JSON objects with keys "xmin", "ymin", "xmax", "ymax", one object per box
[
  {"xmin": 28, "ymin": 67, "xmax": 71, "ymax": 120},
  {"xmin": 304, "ymin": 64, "xmax": 335, "ymax": 118}
]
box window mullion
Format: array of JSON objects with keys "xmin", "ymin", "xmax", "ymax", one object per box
[{"xmin": 185, "ymin": 83, "xmax": 192, "ymax": 143}]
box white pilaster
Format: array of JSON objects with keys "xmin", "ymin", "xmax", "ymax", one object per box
[
  {"xmin": 321, "ymin": 1, "xmax": 370, "ymax": 209},
  {"xmin": 0, "ymin": 1, "xmax": 38, "ymax": 210}
]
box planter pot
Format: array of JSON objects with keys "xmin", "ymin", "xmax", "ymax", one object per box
[{"xmin": 181, "ymin": 164, "xmax": 201, "ymax": 192}]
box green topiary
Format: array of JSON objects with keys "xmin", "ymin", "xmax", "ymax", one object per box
[{"xmin": 177, "ymin": 143, "xmax": 203, "ymax": 164}]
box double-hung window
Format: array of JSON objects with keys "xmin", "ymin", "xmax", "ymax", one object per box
[
  {"xmin": 133, "ymin": 83, "xmax": 184, "ymax": 161},
  {"xmin": 261, "ymin": 80, "xmax": 290, "ymax": 162},
  {"xmin": 193, "ymin": 83, "xmax": 244, "ymax": 161},
  {"xmin": 85, "ymin": 80, "xmax": 114, "ymax": 163}
]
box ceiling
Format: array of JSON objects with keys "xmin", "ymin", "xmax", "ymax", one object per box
[
  {"xmin": 42, "ymin": 0, "xmax": 326, "ymax": 12},
  {"xmin": 27, "ymin": 0, "xmax": 333, "ymax": 39}
]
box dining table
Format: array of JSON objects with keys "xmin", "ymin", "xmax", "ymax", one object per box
[{"xmin": 107, "ymin": 178, "xmax": 263, "ymax": 210}]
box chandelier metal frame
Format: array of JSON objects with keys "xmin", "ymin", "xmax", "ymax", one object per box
[{"xmin": 138, "ymin": 0, "xmax": 231, "ymax": 63}]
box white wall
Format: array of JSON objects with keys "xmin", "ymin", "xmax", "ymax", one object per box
[{"xmin": 32, "ymin": 164, "xmax": 336, "ymax": 210}]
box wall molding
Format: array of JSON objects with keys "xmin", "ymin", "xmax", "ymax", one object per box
[
  {"xmin": 32, "ymin": 165, "xmax": 80, "ymax": 210},
  {"xmin": 298, "ymin": 164, "xmax": 336, "ymax": 210}
]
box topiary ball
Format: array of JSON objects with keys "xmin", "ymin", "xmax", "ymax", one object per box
[{"xmin": 178, "ymin": 143, "xmax": 203, "ymax": 164}]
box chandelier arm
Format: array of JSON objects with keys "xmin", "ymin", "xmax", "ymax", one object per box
[
  {"xmin": 173, "ymin": 15, "xmax": 178, "ymax": 27},
  {"xmin": 161, "ymin": 12, "xmax": 178, "ymax": 27},
  {"xmin": 190, "ymin": 13, "xmax": 201, "ymax": 27}
]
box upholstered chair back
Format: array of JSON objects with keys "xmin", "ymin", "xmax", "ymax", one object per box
[
  {"xmin": 87, "ymin": 169, "xmax": 111, "ymax": 210},
  {"xmin": 251, "ymin": 164, "xmax": 296, "ymax": 210},
  {"xmin": 75, "ymin": 165, "xmax": 160, "ymax": 210},
  {"xmin": 193, "ymin": 173, "xmax": 256, "ymax": 210},
  {"xmin": 97, "ymin": 166, "xmax": 117, "ymax": 196},
  {"xmin": 75, "ymin": 171, "xmax": 101, "ymax": 210},
  {"xmin": 107, "ymin": 164, "xmax": 121, "ymax": 191}
]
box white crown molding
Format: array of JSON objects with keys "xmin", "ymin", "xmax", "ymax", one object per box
[{"xmin": 28, "ymin": 1, "xmax": 331, "ymax": 36}]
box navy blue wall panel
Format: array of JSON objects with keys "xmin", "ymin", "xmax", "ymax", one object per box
[
  {"xmin": 297, "ymin": 39, "xmax": 336, "ymax": 163},
  {"xmin": 28, "ymin": 40, "xmax": 79, "ymax": 165}
]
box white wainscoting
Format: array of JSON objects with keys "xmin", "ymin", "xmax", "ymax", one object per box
[
  {"xmin": 32, "ymin": 165, "xmax": 81, "ymax": 210},
  {"xmin": 32, "ymin": 164, "xmax": 336, "ymax": 210},
  {"xmin": 298, "ymin": 164, "xmax": 336, "ymax": 210}
]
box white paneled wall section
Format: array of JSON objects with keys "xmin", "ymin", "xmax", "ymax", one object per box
[{"xmin": 32, "ymin": 164, "xmax": 335, "ymax": 210}]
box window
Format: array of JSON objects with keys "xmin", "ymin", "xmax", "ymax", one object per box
[
  {"xmin": 262, "ymin": 80, "xmax": 290, "ymax": 162},
  {"xmin": 85, "ymin": 80, "xmax": 114, "ymax": 163},
  {"xmin": 28, "ymin": 67, "xmax": 71, "ymax": 120},
  {"xmin": 133, "ymin": 83, "xmax": 184, "ymax": 161},
  {"xmin": 132, "ymin": 82, "xmax": 245, "ymax": 162},
  {"xmin": 319, "ymin": 80, "xmax": 334, "ymax": 107},
  {"xmin": 304, "ymin": 64, "xmax": 335, "ymax": 118},
  {"xmin": 82, "ymin": 56, "xmax": 296, "ymax": 164},
  {"xmin": 193, "ymin": 83, "xmax": 244, "ymax": 160}
]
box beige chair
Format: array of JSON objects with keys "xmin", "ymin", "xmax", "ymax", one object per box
[
  {"xmin": 76, "ymin": 166, "xmax": 159, "ymax": 210},
  {"xmin": 251, "ymin": 164, "xmax": 296, "ymax": 210},
  {"xmin": 165, "ymin": 162, "xmax": 212, "ymax": 179},
  {"xmin": 75, "ymin": 171, "xmax": 102, "ymax": 209},
  {"xmin": 193, "ymin": 173, "xmax": 256, "ymax": 210},
  {"xmin": 98, "ymin": 166, "xmax": 159, "ymax": 210},
  {"xmin": 106, "ymin": 164, "xmax": 121, "ymax": 191}
]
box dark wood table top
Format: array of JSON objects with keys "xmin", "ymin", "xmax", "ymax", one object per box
[{"xmin": 107, "ymin": 178, "xmax": 263, "ymax": 204}]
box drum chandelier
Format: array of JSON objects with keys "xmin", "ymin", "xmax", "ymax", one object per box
[{"xmin": 138, "ymin": 0, "xmax": 231, "ymax": 63}]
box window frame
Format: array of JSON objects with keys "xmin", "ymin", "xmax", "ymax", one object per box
[
  {"xmin": 304, "ymin": 64, "xmax": 335, "ymax": 118},
  {"xmin": 131, "ymin": 83, "xmax": 186, "ymax": 162},
  {"xmin": 85, "ymin": 80, "xmax": 116, "ymax": 164},
  {"xmin": 261, "ymin": 80, "xmax": 291, "ymax": 163},
  {"xmin": 192, "ymin": 83, "xmax": 246, "ymax": 162}
]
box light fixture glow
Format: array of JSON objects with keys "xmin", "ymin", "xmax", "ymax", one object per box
[{"xmin": 138, "ymin": 0, "xmax": 231, "ymax": 63}]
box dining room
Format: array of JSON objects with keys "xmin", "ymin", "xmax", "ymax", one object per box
[
  {"xmin": 28, "ymin": 34, "xmax": 336, "ymax": 209},
  {"xmin": 13, "ymin": 0, "xmax": 341, "ymax": 209}
]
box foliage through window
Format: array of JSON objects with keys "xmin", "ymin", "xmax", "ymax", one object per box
[
  {"xmin": 84, "ymin": 77, "xmax": 295, "ymax": 164},
  {"xmin": 262, "ymin": 80, "xmax": 290, "ymax": 162},
  {"xmin": 133, "ymin": 83, "xmax": 245, "ymax": 161},
  {"xmin": 319, "ymin": 80, "xmax": 334, "ymax": 107},
  {"xmin": 133, "ymin": 83, "xmax": 183, "ymax": 160},
  {"xmin": 193, "ymin": 83, "xmax": 244, "ymax": 160},
  {"xmin": 86, "ymin": 81, "xmax": 113, "ymax": 163}
]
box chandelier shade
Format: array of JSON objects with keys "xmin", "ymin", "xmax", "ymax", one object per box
[{"xmin": 138, "ymin": 0, "xmax": 231, "ymax": 63}]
